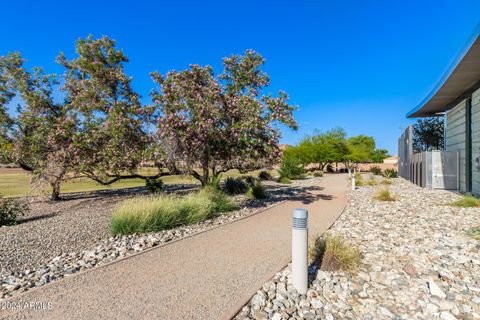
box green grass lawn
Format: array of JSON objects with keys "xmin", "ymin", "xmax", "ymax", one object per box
[{"xmin": 0, "ymin": 168, "xmax": 277, "ymax": 198}]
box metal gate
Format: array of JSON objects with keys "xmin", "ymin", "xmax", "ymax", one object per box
[{"xmin": 398, "ymin": 126, "xmax": 459, "ymax": 190}]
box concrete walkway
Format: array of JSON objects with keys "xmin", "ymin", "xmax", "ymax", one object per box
[{"xmin": 0, "ymin": 174, "xmax": 348, "ymax": 320}]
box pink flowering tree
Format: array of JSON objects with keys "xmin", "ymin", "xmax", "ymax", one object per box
[
  {"xmin": 58, "ymin": 36, "xmax": 177, "ymax": 185},
  {"xmin": 151, "ymin": 50, "xmax": 298, "ymax": 186},
  {"xmin": 0, "ymin": 52, "xmax": 76, "ymax": 200}
]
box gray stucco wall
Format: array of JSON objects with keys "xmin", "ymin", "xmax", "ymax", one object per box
[{"xmin": 446, "ymin": 99, "xmax": 467, "ymax": 192}]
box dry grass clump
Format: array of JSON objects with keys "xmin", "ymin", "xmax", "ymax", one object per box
[
  {"xmin": 309, "ymin": 234, "xmax": 360, "ymax": 272},
  {"xmin": 374, "ymin": 188, "xmax": 397, "ymax": 201},
  {"xmin": 467, "ymin": 227, "xmax": 480, "ymax": 241},
  {"xmin": 449, "ymin": 195, "xmax": 480, "ymax": 208},
  {"xmin": 366, "ymin": 177, "xmax": 377, "ymax": 186},
  {"xmin": 353, "ymin": 173, "xmax": 364, "ymax": 186},
  {"xmin": 381, "ymin": 179, "xmax": 392, "ymax": 185}
]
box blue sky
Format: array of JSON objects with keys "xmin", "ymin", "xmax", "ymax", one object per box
[{"xmin": 1, "ymin": 0, "xmax": 479, "ymax": 154}]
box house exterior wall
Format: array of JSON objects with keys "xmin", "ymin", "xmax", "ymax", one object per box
[
  {"xmin": 471, "ymin": 88, "xmax": 480, "ymax": 194},
  {"xmin": 446, "ymin": 99, "xmax": 467, "ymax": 192}
]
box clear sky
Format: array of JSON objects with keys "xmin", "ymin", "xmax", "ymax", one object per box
[{"xmin": 1, "ymin": 0, "xmax": 479, "ymax": 154}]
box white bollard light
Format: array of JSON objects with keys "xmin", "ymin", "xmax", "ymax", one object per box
[{"xmin": 292, "ymin": 208, "xmax": 308, "ymax": 294}]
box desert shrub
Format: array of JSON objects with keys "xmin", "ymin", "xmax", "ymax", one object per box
[
  {"xmin": 381, "ymin": 179, "xmax": 392, "ymax": 185},
  {"xmin": 223, "ymin": 177, "xmax": 248, "ymax": 195},
  {"xmin": 279, "ymin": 156, "xmax": 306, "ymax": 180},
  {"xmin": 370, "ymin": 166, "xmax": 382, "ymax": 176},
  {"xmin": 309, "ymin": 234, "xmax": 360, "ymax": 272},
  {"xmin": 383, "ymin": 169, "xmax": 398, "ymax": 178},
  {"xmin": 247, "ymin": 182, "xmax": 268, "ymax": 199},
  {"xmin": 325, "ymin": 164, "xmax": 334, "ymax": 173},
  {"xmin": 374, "ymin": 188, "xmax": 396, "ymax": 201},
  {"xmin": 278, "ymin": 176, "xmax": 291, "ymax": 184},
  {"xmin": 0, "ymin": 195, "xmax": 28, "ymax": 226},
  {"xmin": 449, "ymin": 195, "xmax": 480, "ymax": 208},
  {"xmin": 258, "ymin": 170, "xmax": 273, "ymax": 181},
  {"xmin": 145, "ymin": 178, "xmax": 163, "ymax": 193},
  {"xmin": 110, "ymin": 188, "xmax": 236, "ymax": 235},
  {"xmin": 313, "ymin": 171, "xmax": 323, "ymax": 177}
]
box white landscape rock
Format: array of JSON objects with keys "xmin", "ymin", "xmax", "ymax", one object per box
[{"xmin": 235, "ymin": 178, "xmax": 480, "ymax": 320}]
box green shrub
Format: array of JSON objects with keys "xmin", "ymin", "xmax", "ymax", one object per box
[
  {"xmin": 449, "ymin": 195, "xmax": 480, "ymax": 208},
  {"xmin": 223, "ymin": 177, "xmax": 248, "ymax": 195},
  {"xmin": 313, "ymin": 171, "xmax": 323, "ymax": 177},
  {"xmin": 278, "ymin": 176, "xmax": 291, "ymax": 184},
  {"xmin": 279, "ymin": 156, "xmax": 306, "ymax": 180},
  {"xmin": 0, "ymin": 195, "xmax": 28, "ymax": 226},
  {"xmin": 247, "ymin": 182, "xmax": 268, "ymax": 199},
  {"xmin": 374, "ymin": 188, "xmax": 396, "ymax": 201},
  {"xmin": 258, "ymin": 170, "xmax": 273, "ymax": 181},
  {"xmin": 145, "ymin": 178, "xmax": 163, "ymax": 193},
  {"xmin": 110, "ymin": 188, "xmax": 236, "ymax": 235},
  {"xmin": 370, "ymin": 166, "xmax": 382, "ymax": 176},
  {"xmin": 206, "ymin": 175, "xmax": 222, "ymax": 190},
  {"xmin": 309, "ymin": 234, "xmax": 360, "ymax": 272},
  {"xmin": 383, "ymin": 169, "xmax": 398, "ymax": 178},
  {"xmin": 242, "ymin": 175, "xmax": 258, "ymax": 187}
]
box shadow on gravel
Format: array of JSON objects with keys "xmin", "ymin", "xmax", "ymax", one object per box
[{"xmin": 17, "ymin": 212, "xmax": 57, "ymax": 224}]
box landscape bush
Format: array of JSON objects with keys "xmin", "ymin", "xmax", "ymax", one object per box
[
  {"xmin": 374, "ymin": 188, "xmax": 397, "ymax": 201},
  {"xmin": 370, "ymin": 166, "xmax": 382, "ymax": 176},
  {"xmin": 247, "ymin": 182, "xmax": 268, "ymax": 199},
  {"xmin": 242, "ymin": 175, "xmax": 259, "ymax": 187},
  {"xmin": 145, "ymin": 178, "xmax": 163, "ymax": 193},
  {"xmin": 223, "ymin": 177, "xmax": 248, "ymax": 195},
  {"xmin": 110, "ymin": 188, "xmax": 236, "ymax": 235},
  {"xmin": 449, "ymin": 195, "xmax": 480, "ymax": 208},
  {"xmin": 381, "ymin": 179, "xmax": 392, "ymax": 185},
  {"xmin": 279, "ymin": 155, "xmax": 306, "ymax": 180},
  {"xmin": 277, "ymin": 176, "xmax": 291, "ymax": 184},
  {"xmin": 309, "ymin": 234, "xmax": 360, "ymax": 272},
  {"xmin": 0, "ymin": 195, "xmax": 28, "ymax": 226},
  {"xmin": 258, "ymin": 170, "xmax": 273, "ymax": 181},
  {"xmin": 383, "ymin": 169, "xmax": 398, "ymax": 178},
  {"xmin": 313, "ymin": 171, "xmax": 323, "ymax": 177}
]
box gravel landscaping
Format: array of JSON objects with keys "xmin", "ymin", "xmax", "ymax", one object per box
[
  {"xmin": 0, "ymin": 178, "xmax": 322, "ymax": 300},
  {"xmin": 236, "ymin": 177, "xmax": 480, "ymax": 320}
]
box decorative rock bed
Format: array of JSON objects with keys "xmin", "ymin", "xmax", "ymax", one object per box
[
  {"xmin": 0, "ymin": 178, "xmax": 322, "ymax": 300},
  {"xmin": 236, "ymin": 178, "xmax": 480, "ymax": 320}
]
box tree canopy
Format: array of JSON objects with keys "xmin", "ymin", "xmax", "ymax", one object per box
[
  {"xmin": 412, "ymin": 117, "xmax": 444, "ymax": 152},
  {"xmin": 0, "ymin": 38, "xmax": 298, "ymax": 197},
  {"xmin": 152, "ymin": 50, "xmax": 297, "ymax": 185}
]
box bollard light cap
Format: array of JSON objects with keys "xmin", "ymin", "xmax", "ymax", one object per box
[{"xmin": 292, "ymin": 208, "xmax": 308, "ymax": 219}]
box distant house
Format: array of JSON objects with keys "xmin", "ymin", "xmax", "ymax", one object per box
[
  {"xmin": 383, "ymin": 156, "xmax": 398, "ymax": 165},
  {"xmin": 406, "ymin": 24, "xmax": 480, "ymax": 194}
]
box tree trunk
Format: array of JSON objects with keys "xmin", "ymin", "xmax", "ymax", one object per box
[{"xmin": 50, "ymin": 180, "xmax": 61, "ymax": 201}]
